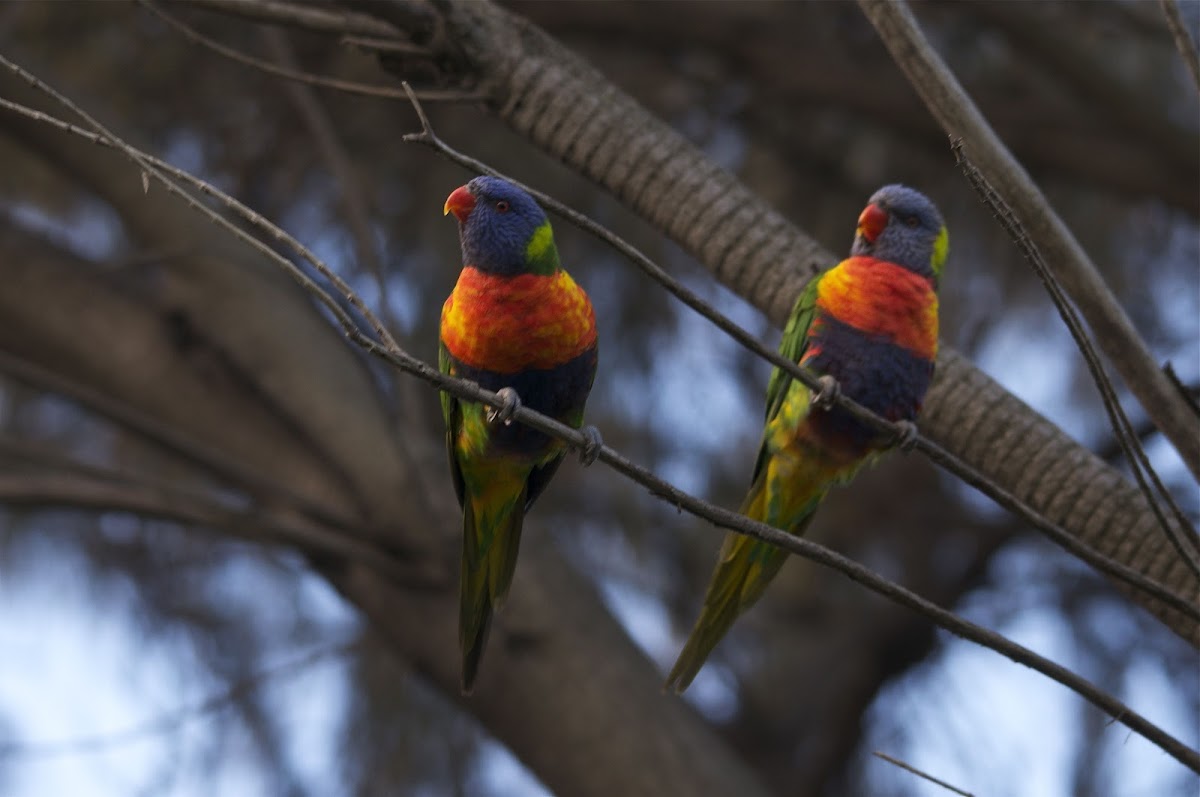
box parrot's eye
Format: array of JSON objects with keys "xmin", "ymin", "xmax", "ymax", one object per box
[
  {"xmin": 903, "ymin": 215, "xmax": 919, "ymax": 227},
  {"xmin": 495, "ymin": 200, "xmax": 510, "ymax": 213}
]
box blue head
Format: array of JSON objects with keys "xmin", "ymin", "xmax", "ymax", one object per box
[
  {"xmin": 850, "ymin": 184, "xmax": 948, "ymax": 281},
  {"xmin": 444, "ymin": 176, "xmax": 559, "ymax": 277}
]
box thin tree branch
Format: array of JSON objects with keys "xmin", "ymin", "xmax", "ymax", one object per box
[
  {"xmin": 341, "ymin": 34, "xmax": 430, "ymax": 55},
  {"xmin": 181, "ymin": 0, "xmax": 401, "ymax": 39},
  {"xmin": 0, "ymin": 638, "xmax": 362, "ymax": 760},
  {"xmin": 858, "ymin": 0, "xmax": 1200, "ymax": 483},
  {"xmin": 872, "ymin": 751, "xmax": 974, "ymax": 797},
  {"xmin": 0, "ymin": 470, "xmax": 436, "ymax": 587},
  {"xmin": 1096, "ymin": 383, "xmax": 1200, "ymax": 465},
  {"xmin": 2, "ymin": 56, "xmax": 1197, "ymax": 773},
  {"xmin": 1165, "ymin": 364, "xmax": 1200, "ymax": 418},
  {"xmin": 0, "ymin": 347, "xmax": 349, "ymax": 531},
  {"xmin": 139, "ymin": 1, "xmax": 480, "ymax": 103},
  {"xmin": 954, "ymin": 140, "xmax": 1200, "ymax": 578},
  {"xmin": 259, "ymin": 25, "xmax": 444, "ymax": 503},
  {"xmin": 261, "ymin": 27, "xmax": 394, "ymax": 326},
  {"xmin": 1161, "ymin": 0, "xmax": 1200, "ymax": 94},
  {"xmin": 396, "ymin": 85, "xmax": 1200, "ymax": 616}
]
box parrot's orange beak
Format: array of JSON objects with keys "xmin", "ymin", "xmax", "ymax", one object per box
[
  {"xmin": 856, "ymin": 202, "xmax": 888, "ymax": 243},
  {"xmin": 444, "ymin": 184, "xmax": 476, "ymax": 223}
]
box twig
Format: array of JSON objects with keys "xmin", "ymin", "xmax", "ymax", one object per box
[
  {"xmin": 260, "ymin": 26, "xmax": 444, "ymax": 507},
  {"xmin": 954, "ymin": 139, "xmax": 1200, "ymax": 579},
  {"xmin": 341, "ymin": 34, "xmax": 430, "ymax": 55},
  {"xmin": 0, "ymin": 638, "xmax": 362, "ymax": 759},
  {"xmin": 1096, "ymin": 385, "xmax": 1200, "ymax": 464},
  {"xmin": 0, "ymin": 347, "xmax": 348, "ymax": 531},
  {"xmin": 181, "ymin": 0, "xmax": 399, "ymax": 39},
  {"xmin": 857, "ymin": 0, "xmax": 1200, "ymax": 483},
  {"xmin": 1, "ymin": 59, "xmax": 1197, "ymax": 773},
  {"xmin": 0, "ymin": 470, "xmax": 436, "ymax": 587},
  {"xmin": 397, "ymin": 84, "xmax": 1200, "ymax": 620},
  {"xmin": 139, "ymin": 1, "xmax": 479, "ymax": 103},
  {"xmin": 262, "ymin": 27, "xmax": 394, "ymax": 323},
  {"xmin": 1164, "ymin": 363, "xmax": 1200, "ymax": 418},
  {"xmin": 872, "ymin": 751, "xmax": 974, "ymax": 797},
  {"xmin": 1161, "ymin": 0, "xmax": 1200, "ymax": 94}
]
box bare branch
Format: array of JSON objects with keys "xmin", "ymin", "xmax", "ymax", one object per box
[
  {"xmin": 0, "ymin": 348, "xmax": 346, "ymax": 529},
  {"xmin": 1161, "ymin": 0, "xmax": 1200, "ymax": 94},
  {"xmin": 261, "ymin": 27, "xmax": 393, "ymax": 322},
  {"xmin": 180, "ymin": 0, "xmax": 401, "ymax": 38},
  {"xmin": 872, "ymin": 751, "xmax": 974, "ymax": 797},
  {"xmin": 954, "ymin": 140, "xmax": 1200, "ymax": 578},
  {"xmin": 140, "ymin": 1, "xmax": 479, "ymax": 103},
  {"xmin": 0, "ymin": 468, "xmax": 434, "ymax": 587},
  {"xmin": 858, "ymin": 0, "xmax": 1200, "ymax": 482}
]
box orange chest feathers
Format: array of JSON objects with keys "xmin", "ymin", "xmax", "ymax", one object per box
[
  {"xmin": 440, "ymin": 267, "xmax": 597, "ymax": 374},
  {"xmin": 815, "ymin": 257, "xmax": 939, "ymax": 359}
]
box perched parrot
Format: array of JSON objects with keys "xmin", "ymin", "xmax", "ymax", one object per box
[
  {"xmin": 665, "ymin": 184, "xmax": 947, "ymax": 693},
  {"xmin": 440, "ymin": 176, "xmax": 600, "ymax": 694}
]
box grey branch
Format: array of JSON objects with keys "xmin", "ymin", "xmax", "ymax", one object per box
[
  {"xmin": 872, "ymin": 751, "xmax": 975, "ymax": 797},
  {"xmin": 952, "ymin": 141, "xmax": 1200, "ymax": 578},
  {"xmin": 1161, "ymin": 0, "xmax": 1200, "ymax": 94}
]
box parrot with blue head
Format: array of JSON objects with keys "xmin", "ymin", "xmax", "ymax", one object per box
[
  {"xmin": 665, "ymin": 184, "xmax": 947, "ymax": 692},
  {"xmin": 440, "ymin": 176, "xmax": 600, "ymax": 693}
]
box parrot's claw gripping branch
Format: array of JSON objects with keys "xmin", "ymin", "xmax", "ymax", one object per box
[
  {"xmin": 891, "ymin": 420, "xmax": 920, "ymax": 452},
  {"xmin": 813, "ymin": 375, "xmax": 841, "ymax": 411},
  {"xmin": 487, "ymin": 387, "xmax": 522, "ymax": 427},
  {"xmin": 577, "ymin": 425, "xmax": 604, "ymax": 466}
]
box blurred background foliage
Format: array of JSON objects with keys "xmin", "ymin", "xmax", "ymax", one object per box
[{"xmin": 0, "ymin": 2, "xmax": 1196, "ymax": 796}]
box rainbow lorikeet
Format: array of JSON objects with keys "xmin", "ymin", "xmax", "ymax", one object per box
[
  {"xmin": 665, "ymin": 185, "xmax": 947, "ymax": 693},
  {"xmin": 440, "ymin": 176, "xmax": 600, "ymax": 693}
]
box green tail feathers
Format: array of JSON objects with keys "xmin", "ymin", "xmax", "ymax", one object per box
[
  {"xmin": 664, "ymin": 534, "xmax": 790, "ymax": 693},
  {"xmin": 459, "ymin": 491, "xmax": 527, "ymax": 694},
  {"xmin": 665, "ymin": 476, "xmax": 819, "ymax": 693}
]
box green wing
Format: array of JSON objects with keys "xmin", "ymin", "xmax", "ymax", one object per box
[
  {"xmin": 749, "ymin": 276, "xmax": 822, "ymax": 484},
  {"xmin": 439, "ymin": 342, "xmax": 466, "ymax": 507},
  {"xmin": 762, "ymin": 275, "xmax": 821, "ymax": 424}
]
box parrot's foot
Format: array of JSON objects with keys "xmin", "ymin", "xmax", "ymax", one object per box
[
  {"xmin": 812, "ymin": 375, "xmax": 841, "ymax": 410},
  {"xmin": 577, "ymin": 425, "xmax": 603, "ymax": 466},
  {"xmin": 891, "ymin": 420, "xmax": 920, "ymax": 451},
  {"xmin": 487, "ymin": 387, "xmax": 521, "ymax": 427}
]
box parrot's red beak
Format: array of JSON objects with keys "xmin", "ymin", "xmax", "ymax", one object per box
[
  {"xmin": 856, "ymin": 202, "xmax": 888, "ymax": 243},
  {"xmin": 444, "ymin": 184, "xmax": 476, "ymax": 223}
]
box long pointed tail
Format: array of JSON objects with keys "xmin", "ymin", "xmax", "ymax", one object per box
[
  {"xmin": 665, "ymin": 479, "xmax": 817, "ymax": 694},
  {"xmin": 459, "ymin": 489, "xmax": 526, "ymax": 694}
]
